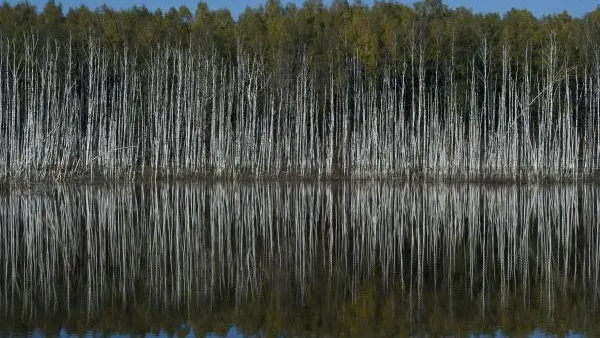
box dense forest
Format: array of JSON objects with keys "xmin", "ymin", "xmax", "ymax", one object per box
[{"xmin": 2, "ymin": 0, "xmax": 600, "ymax": 181}]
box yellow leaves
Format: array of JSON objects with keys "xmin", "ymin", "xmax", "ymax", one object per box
[
  {"xmin": 346, "ymin": 4, "xmax": 379, "ymax": 71},
  {"xmin": 371, "ymin": 2, "xmax": 413, "ymax": 62},
  {"xmin": 541, "ymin": 11, "xmax": 579, "ymax": 59},
  {"xmin": 501, "ymin": 9, "xmax": 539, "ymax": 50}
]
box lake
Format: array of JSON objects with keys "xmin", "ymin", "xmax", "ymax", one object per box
[{"xmin": 0, "ymin": 181, "xmax": 598, "ymax": 337}]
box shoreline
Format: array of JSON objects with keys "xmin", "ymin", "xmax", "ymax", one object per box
[{"xmin": 0, "ymin": 168, "xmax": 598, "ymax": 190}]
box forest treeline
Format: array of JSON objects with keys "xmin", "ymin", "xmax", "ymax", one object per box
[
  {"xmin": 1, "ymin": 0, "xmax": 599, "ymax": 71},
  {"xmin": 2, "ymin": 0, "xmax": 600, "ymax": 181}
]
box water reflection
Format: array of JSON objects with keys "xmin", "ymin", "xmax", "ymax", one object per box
[{"xmin": 0, "ymin": 181, "xmax": 599, "ymax": 336}]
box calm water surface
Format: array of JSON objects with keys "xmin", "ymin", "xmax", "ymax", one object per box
[{"xmin": 0, "ymin": 181, "xmax": 598, "ymax": 337}]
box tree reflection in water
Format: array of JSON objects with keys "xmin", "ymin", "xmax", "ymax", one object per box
[{"xmin": 0, "ymin": 181, "xmax": 598, "ymax": 336}]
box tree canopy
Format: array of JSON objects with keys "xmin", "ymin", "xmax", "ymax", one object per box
[{"xmin": 0, "ymin": 0, "xmax": 597, "ymax": 69}]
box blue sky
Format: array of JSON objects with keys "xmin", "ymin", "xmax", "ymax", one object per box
[{"xmin": 6, "ymin": 0, "xmax": 600, "ymax": 18}]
